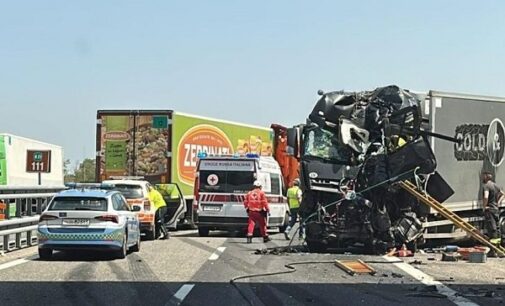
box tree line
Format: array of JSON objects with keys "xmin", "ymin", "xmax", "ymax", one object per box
[{"xmin": 64, "ymin": 158, "xmax": 96, "ymax": 183}]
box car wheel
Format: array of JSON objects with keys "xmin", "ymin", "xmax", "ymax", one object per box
[
  {"xmin": 131, "ymin": 232, "xmax": 141, "ymax": 252},
  {"xmin": 116, "ymin": 232, "xmax": 127, "ymax": 259},
  {"xmin": 38, "ymin": 248, "xmax": 53, "ymax": 260},
  {"xmin": 198, "ymin": 227, "xmax": 210, "ymax": 237},
  {"xmin": 278, "ymin": 212, "xmax": 289, "ymax": 233}
]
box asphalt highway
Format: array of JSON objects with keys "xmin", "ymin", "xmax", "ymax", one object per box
[{"xmin": 0, "ymin": 230, "xmax": 503, "ymax": 306}]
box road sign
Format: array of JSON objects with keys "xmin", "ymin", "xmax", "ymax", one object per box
[
  {"xmin": 26, "ymin": 150, "xmax": 51, "ymax": 173},
  {"xmin": 152, "ymin": 116, "xmax": 168, "ymax": 129}
]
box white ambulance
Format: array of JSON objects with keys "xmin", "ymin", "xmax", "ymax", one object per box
[{"xmin": 193, "ymin": 154, "xmax": 289, "ymax": 236}]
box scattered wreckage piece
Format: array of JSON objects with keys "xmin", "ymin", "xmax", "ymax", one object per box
[{"xmin": 334, "ymin": 259, "xmax": 376, "ymax": 276}]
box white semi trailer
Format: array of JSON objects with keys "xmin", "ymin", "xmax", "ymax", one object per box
[{"xmin": 0, "ymin": 133, "xmax": 64, "ymax": 187}]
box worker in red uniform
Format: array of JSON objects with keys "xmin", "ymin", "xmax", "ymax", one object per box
[{"xmin": 244, "ymin": 180, "xmax": 271, "ymax": 244}]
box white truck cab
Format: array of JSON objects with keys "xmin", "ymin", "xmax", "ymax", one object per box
[{"xmin": 194, "ymin": 154, "xmax": 289, "ymax": 236}]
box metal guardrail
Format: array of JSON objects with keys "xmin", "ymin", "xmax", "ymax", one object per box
[{"xmin": 0, "ymin": 186, "xmax": 65, "ymax": 252}]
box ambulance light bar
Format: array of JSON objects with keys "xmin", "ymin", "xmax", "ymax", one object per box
[{"xmin": 196, "ymin": 152, "xmax": 260, "ymax": 159}]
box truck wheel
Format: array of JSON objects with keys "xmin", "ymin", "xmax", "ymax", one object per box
[
  {"xmin": 307, "ymin": 240, "xmax": 327, "ymax": 253},
  {"xmin": 279, "ymin": 213, "xmax": 289, "ymax": 233},
  {"xmin": 38, "ymin": 248, "xmax": 53, "ymax": 260},
  {"xmin": 198, "ymin": 227, "xmax": 210, "ymax": 237},
  {"xmin": 406, "ymin": 239, "xmax": 418, "ymax": 253}
]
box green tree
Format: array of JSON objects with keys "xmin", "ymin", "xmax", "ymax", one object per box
[
  {"xmin": 63, "ymin": 159, "xmax": 76, "ymax": 183},
  {"xmin": 73, "ymin": 158, "xmax": 96, "ymax": 183}
]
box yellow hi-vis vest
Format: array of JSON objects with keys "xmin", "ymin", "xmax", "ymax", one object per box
[{"xmin": 287, "ymin": 186, "xmax": 301, "ymax": 209}]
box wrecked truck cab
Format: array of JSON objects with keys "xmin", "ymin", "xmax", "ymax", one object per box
[{"xmin": 295, "ymin": 85, "xmax": 456, "ymax": 254}]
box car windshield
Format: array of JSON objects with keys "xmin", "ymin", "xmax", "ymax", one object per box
[
  {"xmin": 199, "ymin": 170, "xmax": 255, "ymax": 193},
  {"xmin": 109, "ymin": 184, "xmax": 144, "ymax": 199},
  {"xmin": 303, "ymin": 127, "xmax": 352, "ymax": 163},
  {"xmin": 49, "ymin": 197, "xmax": 108, "ymax": 211}
]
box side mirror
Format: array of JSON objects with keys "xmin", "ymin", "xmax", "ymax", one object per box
[
  {"xmin": 287, "ymin": 127, "xmax": 300, "ymax": 159},
  {"xmin": 131, "ymin": 206, "xmax": 141, "ymax": 212}
]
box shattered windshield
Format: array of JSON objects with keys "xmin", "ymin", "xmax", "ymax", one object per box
[{"xmin": 303, "ymin": 127, "xmax": 352, "ymax": 163}]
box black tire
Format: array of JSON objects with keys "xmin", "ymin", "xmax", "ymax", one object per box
[
  {"xmin": 131, "ymin": 232, "xmax": 141, "ymax": 252},
  {"xmin": 144, "ymin": 229, "xmax": 155, "ymax": 241},
  {"xmin": 278, "ymin": 212, "xmax": 289, "ymax": 233},
  {"xmin": 406, "ymin": 239, "xmax": 419, "ymax": 253},
  {"xmin": 116, "ymin": 233, "xmax": 127, "ymax": 259},
  {"xmin": 198, "ymin": 227, "xmax": 210, "ymax": 237},
  {"xmin": 306, "ymin": 240, "xmax": 327, "ymax": 253},
  {"xmin": 38, "ymin": 248, "xmax": 53, "ymax": 260}
]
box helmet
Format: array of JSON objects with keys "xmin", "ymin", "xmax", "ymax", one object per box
[
  {"xmin": 253, "ymin": 180, "xmax": 262, "ymax": 187},
  {"xmin": 293, "ymin": 178, "xmax": 300, "ymax": 186}
]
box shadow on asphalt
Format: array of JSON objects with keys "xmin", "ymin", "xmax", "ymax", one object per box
[
  {"xmin": 0, "ymin": 281, "xmax": 502, "ymax": 306},
  {"xmin": 173, "ymin": 229, "xmax": 283, "ymax": 239},
  {"xmin": 35, "ymin": 250, "xmax": 136, "ymax": 262}
]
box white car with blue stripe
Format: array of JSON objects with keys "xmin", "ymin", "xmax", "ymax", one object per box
[{"xmin": 37, "ymin": 187, "xmax": 141, "ymax": 259}]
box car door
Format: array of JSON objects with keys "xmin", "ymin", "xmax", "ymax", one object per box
[
  {"xmin": 154, "ymin": 183, "xmax": 187, "ymax": 229},
  {"xmin": 118, "ymin": 194, "xmax": 138, "ymax": 244},
  {"xmin": 112, "ymin": 194, "xmax": 133, "ymax": 240}
]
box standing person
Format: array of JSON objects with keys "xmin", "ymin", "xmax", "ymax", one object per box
[
  {"xmin": 284, "ymin": 178, "xmax": 304, "ymax": 240},
  {"xmin": 149, "ymin": 185, "xmax": 170, "ymax": 240},
  {"xmin": 244, "ymin": 180, "xmax": 271, "ymax": 243},
  {"xmin": 482, "ymin": 171, "xmax": 504, "ymax": 239}
]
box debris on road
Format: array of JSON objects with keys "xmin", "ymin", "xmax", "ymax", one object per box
[
  {"xmin": 334, "ymin": 259, "xmax": 376, "ymax": 276},
  {"xmin": 253, "ymin": 245, "xmax": 308, "ymax": 255},
  {"xmin": 441, "ymin": 252, "xmax": 461, "ymax": 262}
]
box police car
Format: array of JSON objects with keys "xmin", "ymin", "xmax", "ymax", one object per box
[{"xmin": 37, "ymin": 185, "xmax": 141, "ymax": 260}]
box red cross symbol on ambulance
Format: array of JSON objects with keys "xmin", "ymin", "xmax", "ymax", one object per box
[{"xmin": 207, "ymin": 174, "xmax": 219, "ymax": 186}]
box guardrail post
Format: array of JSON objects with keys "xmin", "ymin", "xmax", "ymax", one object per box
[
  {"xmin": 16, "ymin": 232, "xmax": 22, "ymax": 249},
  {"xmin": 27, "ymin": 230, "xmax": 33, "ymax": 246},
  {"xmin": 3, "ymin": 234, "xmax": 9, "ymax": 252},
  {"xmin": 16, "ymin": 198, "xmax": 22, "ymax": 218}
]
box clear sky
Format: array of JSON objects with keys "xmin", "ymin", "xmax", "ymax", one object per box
[{"xmin": 1, "ymin": 1, "xmax": 504, "ymax": 164}]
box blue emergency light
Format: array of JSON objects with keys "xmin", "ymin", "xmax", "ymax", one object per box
[
  {"xmin": 245, "ymin": 153, "xmax": 259, "ymax": 158},
  {"xmin": 197, "ymin": 151, "xmax": 208, "ymax": 159}
]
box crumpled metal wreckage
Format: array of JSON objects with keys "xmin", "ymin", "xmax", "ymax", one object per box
[{"xmin": 301, "ymin": 85, "xmax": 454, "ymax": 254}]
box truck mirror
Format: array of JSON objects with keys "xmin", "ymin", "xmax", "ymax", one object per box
[{"xmin": 287, "ymin": 127, "xmax": 300, "ymax": 159}]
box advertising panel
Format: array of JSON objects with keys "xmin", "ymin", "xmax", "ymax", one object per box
[
  {"xmin": 172, "ymin": 113, "xmax": 273, "ymax": 195},
  {"xmin": 432, "ymin": 95, "xmax": 505, "ymax": 204},
  {"xmin": 0, "ymin": 135, "xmax": 7, "ymax": 185},
  {"xmin": 98, "ymin": 114, "xmax": 169, "ymax": 182}
]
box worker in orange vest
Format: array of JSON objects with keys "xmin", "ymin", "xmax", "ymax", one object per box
[{"xmin": 244, "ymin": 180, "xmax": 271, "ymax": 244}]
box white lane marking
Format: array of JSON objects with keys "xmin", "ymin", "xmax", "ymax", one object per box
[
  {"xmin": 383, "ymin": 256, "xmax": 479, "ymax": 306},
  {"xmin": 0, "ymin": 257, "xmax": 30, "ymax": 271},
  {"xmin": 208, "ymin": 246, "xmax": 226, "ymax": 261},
  {"xmin": 166, "ymin": 284, "xmax": 195, "ymax": 305}
]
